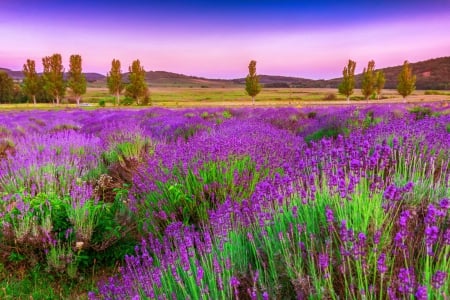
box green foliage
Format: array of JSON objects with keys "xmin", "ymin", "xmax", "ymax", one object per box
[
  {"xmin": 107, "ymin": 59, "xmax": 124, "ymax": 106},
  {"xmin": 140, "ymin": 156, "xmax": 266, "ymax": 232},
  {"xmin": 409, "ymin": 106, "xmax": 432, "ymax": 120},
  {"xmin": 67, "ymin": 54, "xmax": 87, "ymax": 106},
  {"xmin": 98, "ymin": 99, "xmax": 106, "ymax": 107},
  {"xmin": 42, "ymin": 54, "xmax": 66, "ymax": 105},
  {"xmin": 397, "ymin": 60, "xmax": 416, "ymax": 99},
  {"xmin": 0, "ymin": 71, "xmax": 14, "ymax": 104},
  {"xmin": 305, "ymin": 125, "xmax": 349, "ymax": 143},
  {"xmin": 222, "ymin": 110, "xmax": 232, "ymax": 119},
  {"xmin": 22, "ymin": 59, "xmax": 40, "ymax": 105},
  {"xmin": 121, "ymin": 96, "xmax": 134, "ymax": 106},
  {"xmin": 446, "ymin": 123, "xmax": 450, "ymax": 133},
  {"xmin": 424, "ymin": 90, "xmax": 450, "ymax": 95},
  {"xmin": 245, "ymin": 60, "xmax": 261, "ymax": 104},
  {"xmin": 125, "ymin": 59, "xmax": 148, "ymax": 105},
  {"xmin": 361, "ymin": 60, "xmax": 375, "ymax": 100},
  {"xmin": 338, "ymin": 59, "xmax": 356, "ymax": 101},
  {"xmin": 374, "ymin": 70, "xmax": 385, "ymax": 100}
]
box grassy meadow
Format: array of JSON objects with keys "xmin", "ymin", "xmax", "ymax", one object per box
[{"xmin": 1, "ymin": 87, "xmax": 449, "ymax": 110}]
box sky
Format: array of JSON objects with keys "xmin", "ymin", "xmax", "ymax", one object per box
[{"xmin": 1, "ymin": 0, "xmax": 449, "ymax": 79}]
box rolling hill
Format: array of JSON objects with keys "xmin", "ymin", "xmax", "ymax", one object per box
[{"xmin": 1, "ymin": 56, "xmax": 449, "ymax": 89}]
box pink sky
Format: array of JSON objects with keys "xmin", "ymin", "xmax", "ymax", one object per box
[{"xmin": 1, "ymin": 1, "xmax": 449, "ymax": 79}]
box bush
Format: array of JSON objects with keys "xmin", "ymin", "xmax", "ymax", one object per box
[
  {"xmin": 323, "ymin": 93, "xmax": 337, "ymax": 100},
  {"xmin": 121, "ymin": 97, "xmax": 134, "ymax": 106},
  {"xmin": 98, "ymin": 100, "xmax": 106, "ymax": 107},
  {"xmin": 305, "ymin": 125, "xmax": 349, "ymax": 143},
  {"xmin": 409, "ymin": 106, "xmax": 433, "ymax": 120},
  {"xmin": 307, "ymin": 111, "xmax": 317, "ymax": 119}
]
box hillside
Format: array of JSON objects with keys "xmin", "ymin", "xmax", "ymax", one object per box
[{"xmin": 1, "ymin": 56, "xmax": 449, "ymax": 89}]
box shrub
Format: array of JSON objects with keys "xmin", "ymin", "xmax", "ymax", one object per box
[
  {"xmin": 409, "ymin": 106, "xmax": 433, "ymax": 120},
  {"xmin": 98, "ymin": 99, "xmax": 106, "ymax": 107},
  {"xmin": 121, "ymin": 97, "xmax": 134, "ymax": 106},
  {"xmin": 307, "ymin": 111, "xmax": 317, "ymax": 119},
  {"xmin": 222, "ymin": 110, "xmax": 232, "ymax": 119},
  {"xmin": 323, "ymin": 93, "xmax": 337, "ymax": 100},
  {"xmin": 305, "ymin": 125, "xmax": 349, "ymax": 143}
]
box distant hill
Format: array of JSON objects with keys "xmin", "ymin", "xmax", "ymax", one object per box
[
  {"xmin": 233, "ymin": 57, "xmax": 450, "ymax": 90},
  {"xmin": 1, "ymin": 56, "xmax": 449, "ymax": 89}
]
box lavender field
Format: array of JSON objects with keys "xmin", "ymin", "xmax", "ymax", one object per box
[{"xmin": 0, "ymin": 104, "xmax": 449, "ymax": 299}]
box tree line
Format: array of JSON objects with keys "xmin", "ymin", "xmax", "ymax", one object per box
[
  {"xmin": 0, "ymin": 54, "xmax": 149, "ymax": 105},
  {"xmin": 247, "ymin": 59, "xmax": 416, "ymax": 103},
  {"xmin": 0, "ymin": 56, "xmax": 417, "ymax": 104}
]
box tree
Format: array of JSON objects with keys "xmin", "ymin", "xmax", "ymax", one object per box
[
  {"xmin": 125, "ymin": 59, "xmax": 148, "ymax": 105},
  {"xmin": 374, "ymin": 71, "xmax": 385, "ymax": 100},
  {"xmin": 397, "ymin": 60, "xmax": 416, "ymax": 101},
  {"xmin": 0, "ymin": 71, "xmax": 14, "ymax": 103},
  {"xmin": 107, "ymin": 59, "xmax": 124, "ymax": 106},
  {"xmin": 22, "ymin": 59, "xmax": 40, "ymax": 105},
  {"xmin": 245, "ymin": 60, "xmax": 261, "ymax": 105},
  {"xmin": 361, "ymin": 60, "xmax": 375, "ymax": 100},
  {"xmin": 67, "ymin": 54, "xmax": 86, "ymax": 106},
  {"xmin": 42, "ymin": 54, "xmax": 65, "ymax": 105},
  {"xmin": 338, "ymin": 59, "xmax": 356, "ymax": 102}
]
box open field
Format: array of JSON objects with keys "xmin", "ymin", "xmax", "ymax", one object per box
[
  {"xmin": 0, "ymin": 103, "xmax": 449, "ymax": 299},
  {"xmin": 1, "ymin": 87, "xmax": 450, "ymax": 110}
]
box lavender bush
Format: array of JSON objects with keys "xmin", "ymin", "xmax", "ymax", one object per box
[{"xmin": 0, "ymin": 103, "xmax": 449, "ymax": 298}]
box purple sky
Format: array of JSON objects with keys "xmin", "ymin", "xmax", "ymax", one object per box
[{"xmin": 1, "ymin": 0, "xmax": 449, "ymax": 79}]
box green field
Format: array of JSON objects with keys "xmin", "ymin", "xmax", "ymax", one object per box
[{"xmin": 1, "ymin": 87, "xmax": 449, "ymax": 110}]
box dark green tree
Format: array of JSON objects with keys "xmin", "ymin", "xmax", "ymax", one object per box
[
  {"xmin": 397, "ymin": 60, "xmax": 416, "ymax": 101},
  {"xmin": 245, "ymin": 60, "xmax": 261, "ymax": 105},
  {"xmin": 0, "ymin": 71, "xmax": 14, "ymax": 103},
  {"xmin": 361, "ymin": 60, "xmax": 375, "ymax": 100},
  {"xmin": 338, "ymin": 59, "xmax": 356, "ymax": 102},
  {"xmin": 68, "ymin": 54, "xmax": 87, "ymax": 106},
  {"xmin": 42, "ymin": 54, "xmax": 65, "ymax": 105},
  {"xmin": 125, "ymin": 59, "xmax": 148, "ymax": 105},
  {"xmin": 107, "ymin": 59, "xmax": 124, "ymax": 106},
  {"xmin": 22, "ymin": 59, "xmax": 40, "ymax": 105},
  {"xmin": 374, "ymin": 71, "xmax": 386, "ymax": 100}
]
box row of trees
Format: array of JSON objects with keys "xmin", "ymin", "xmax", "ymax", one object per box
[
  {"xmin": 106, "ymin": 59, "xmax": 149, "ymax": 106},
  {"xmin": 0, "ymin": 54, "xmax": 149, "ymax": 105},
  {"xmin": 338, "ymin": 59, "xmax": 416, "ymax": 101},
  {"xmin": 0, "ymin": 57, "xmax": 419, "ymax": 104},
  {"xmin": 246, "ymin": 59, "xmax": 416, "ymax": 103}
]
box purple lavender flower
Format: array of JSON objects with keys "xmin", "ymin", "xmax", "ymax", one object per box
[
  {"xmin": 425, "ymin": 225, "xmax": 439, "ymax": 255},
  {"xmin": 377, "ymin": 253, "xmax": 388, "ymax": 274},
  {"xmin": 415, "ymin": 285, "xmax": 427, "ymax": 300},
  {"xmin": 439, "ymin": 198, "xmax": 450, "ymax": 210},
  {"xmin": 397, "ymin": 267, "xmax": 416, "ymax": 295},
  {"xmin": 230, "ymin": 276, "xmax": 240, "ymax": 288},
  {"xmin": 431, "ymin": 270, "xmax": 447, "ymax": 289},
  {"xmin": 318, "ymin": 253, "xmax": 329, "ymax": 270},
  {"xmin": 325, "ymin": 205, "xmax": 334, "ymax": 224}
]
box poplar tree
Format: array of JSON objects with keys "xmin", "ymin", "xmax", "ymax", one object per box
[
  {"xmin": 125, "ymin": 59, "xmax": 148, "ymax": 105},
  {"xmin": 361, "ymin": 60, "xmax": 375, "ymax": 100},
  {"xmin": 375, "ymin": 71, "xmax": 385, "ymax": 100},
  {"xmin": 107, "ymin": 59, "xmax": 124, "ymax": 106},
  {"xmin": 22, "ymin": 59, "xmax": 40, "ymax": 105},
  {"xmin": 245, "ymin": 60, "xmax": 261, "ymax": 105},
  {"xmin": 338, "ymin": 59, "xmax": 356, "ymax": 102},
  {"xmin": 42, "ymin": 54, "xmax": 65, "ymax": 105},
  {"xmin": 397, "ymin": 60, "xmax": 416, "ymax": 101},
  {"xmin": 68, "ymin": 54, "xmax": 86, "ymax": 106},
  {"xmin": 0, "ymin": 71, "xmax": 14, "ymax": 103}
]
